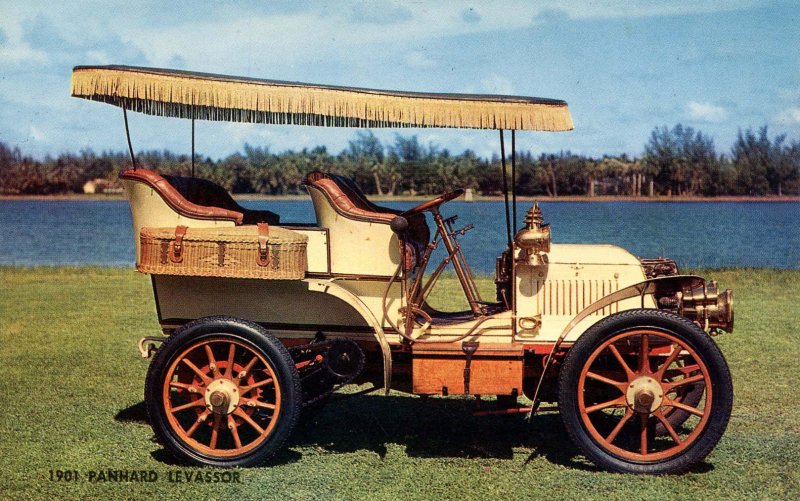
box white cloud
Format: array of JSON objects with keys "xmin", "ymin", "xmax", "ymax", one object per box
[
  {"xmin": 543, "ymin": 0, "xmax": 764, "ymax": 20},
  {"xmin": 481, "ymin": 74, "xmax": 514, "ymax": 95},
  {"xmin": 29, "ymin": 124, "xmax": 46, "ymax": 141},
  {"xmin": 405, "ymin": 51, "xmax": 436, "ymax": 69},
  {"xmin": 686, "ymin": 101, "xmax": 728, "ymax": 123},
  {"xmin": 461, "ymin": 7, "xmax": 481, "ymax": 24},
  {"xmin": 0, "ymin": 41, "xmax": 48, "ymax": 64},
  {"xmin": 776, "ymin": 107, "xmax": 800, "ymax": 126},
  {"xmin": 0, "ymin": 2, "xmax": 766, "ymax": 74},
  {"xmin": 349, "ymin": 2, "xmax": 412, "ymax": 24},
  {"xmin": 0, "ymin": 0, "xmax": 787, "ymax": 160}
]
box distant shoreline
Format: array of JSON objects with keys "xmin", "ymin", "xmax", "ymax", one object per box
[{"xmin": 1, "ymin": 193, "xmax": 798, "ymax": 203}]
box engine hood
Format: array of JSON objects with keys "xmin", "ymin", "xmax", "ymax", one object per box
[{"xmin": 547, "ymin": 244, "xmax": 643, "ymax": 267}]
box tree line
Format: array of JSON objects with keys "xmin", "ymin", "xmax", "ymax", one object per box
[{"xmin": 1, "ymin": 124, "xmax": 798, "ymax": 196}]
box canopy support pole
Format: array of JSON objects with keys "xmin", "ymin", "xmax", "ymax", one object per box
[
  {"xmin": 122, "ymin": 108, "xmax": 136, "ymax": 170},
  {"xmin": 511, "ymin": 130, "xmax": 517, "ymax": 236},
  {"xmin": 191, "ymin": 117, "xmax": 196, "ymax": 177},
  {"xmin": 500, "ymin": 130, "xmax": 511, "ymax": 248}
]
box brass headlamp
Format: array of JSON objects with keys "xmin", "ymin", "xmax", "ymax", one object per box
[{"xmin": 659, "ymin": 280, "xmax": 734, "ymax": 333}]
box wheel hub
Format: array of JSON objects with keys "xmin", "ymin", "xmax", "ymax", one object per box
[
  {"xmin": 627, "ymin": 376, "xmax": 663, "ymax": 413},
  {"xmin": 205, "ymin": 379, "xmax": 240, "ymax": 415}
]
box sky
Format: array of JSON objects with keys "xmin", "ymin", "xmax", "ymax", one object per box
[{"xmin": 0, "ymin": 0, "xmax": 798, "ymax": 161}]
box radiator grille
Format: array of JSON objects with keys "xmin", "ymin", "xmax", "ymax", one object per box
[{"xmin": 533, "ymin": 279, "xmax": 619, "ymax": 316}]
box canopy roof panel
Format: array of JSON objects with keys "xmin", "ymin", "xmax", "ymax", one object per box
[{"xmin": 71, "ymin": 65, "xmax": 573, "ymax": 131}]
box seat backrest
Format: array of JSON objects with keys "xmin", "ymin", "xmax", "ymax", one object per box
[
  {"xmin": 303, "ymin": 171, "xmax": 406, "ymax": 275},
  {"xmin": 162, "ymin": 175, "xmax": 243, "ymax": 214},
  {"xmin": 120, "ymin": 169, "xmax": 242, "ymax": 262},
  {"xmin": 305, "ymin": 171, "xmax": 430, "ymax": 245},
  {"xmin": 304, "ymin": 171, "xmax": 396, "ymax": 224},
  {"xmin": 161, "ymin": 174, "xmax": 280, "ymax": 225},
  {"xmin": 121, "ymin": 169, "xmax": 244, "ymax": 224}
]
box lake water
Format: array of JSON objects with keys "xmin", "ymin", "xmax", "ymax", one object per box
[{"xmin": 0, "ymin": 200, "xmax": 797, "ymax": 272}]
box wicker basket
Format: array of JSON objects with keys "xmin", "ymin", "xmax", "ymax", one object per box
[{"xmin": 138, "ymin": 224, "xmax": 307, "ymax": 279}]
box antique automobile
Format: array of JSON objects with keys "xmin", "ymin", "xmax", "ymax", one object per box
[{"xmin": 71, "ymin": 65, "xmax": 734, "ymax": 474}]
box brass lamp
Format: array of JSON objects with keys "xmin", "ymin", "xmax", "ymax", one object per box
[{"xmin": 514, "ymin": 202, "xmax": 551, "ymax": 266}]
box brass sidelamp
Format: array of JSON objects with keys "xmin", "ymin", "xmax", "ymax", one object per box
[{"xmin": 514, "ymin": 202, "xmax": 551, "ymax": 266}]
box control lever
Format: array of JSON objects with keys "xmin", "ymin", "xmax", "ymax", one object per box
[
  {"xmin": 443, "ymin": 215, "xmax": 458, "ymax": 225},
  {"xmin": 452, "ymin": 224, "xmax": 474, "ymax": 236}
]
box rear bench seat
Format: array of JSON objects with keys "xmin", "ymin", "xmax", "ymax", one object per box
[{"xmin": 120, "ymin": 169, "xmax": 279, "ymax": 225}]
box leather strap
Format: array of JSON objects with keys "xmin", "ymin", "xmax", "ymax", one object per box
[
  {"xmin": 256, "ymin": 223, "xmax": 270, "ymax": 266},
  {"xmin": 170, "ymin": 225, "xmax": 188, "ymax": 263}
]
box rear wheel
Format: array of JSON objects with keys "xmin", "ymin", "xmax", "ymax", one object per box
[
  {"xmin": 558, "ymin": 309, "xmax": 732, "ymax": 474},
  {"xmin": 145, "ymin": 316, "xmax": 301, "ymax": 467}
]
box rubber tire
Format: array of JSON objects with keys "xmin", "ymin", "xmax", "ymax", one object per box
[
  {"xmin": 145, "ymin": 316, "xmax": 302, "ymax": 467},
  {"xmin": 558, "ymin": 309, "xmax": 733, "ymax": 474}
]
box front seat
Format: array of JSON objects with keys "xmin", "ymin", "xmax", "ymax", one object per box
[
  {"xmin": 304, "ymin": 171, "xmax": 429, "ymax": 247},
  {"xmin": 304, "ymin": 171, "xmax": 430, "ymax": 273}
]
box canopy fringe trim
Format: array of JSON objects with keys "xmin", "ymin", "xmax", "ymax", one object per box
[{"xmin": 71, "ymin": 66, "xmax": 573, "ymax": 131}]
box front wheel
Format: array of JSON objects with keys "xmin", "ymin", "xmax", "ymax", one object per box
[
  {"xmin": 558, "ymin": 309, "xmax": 732, "ymax": 474},
  {"xmin": 145, "ymin": 316, "xmax": 301, "ymax": 467}
]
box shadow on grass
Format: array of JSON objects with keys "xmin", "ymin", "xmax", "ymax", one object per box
[
  {"xmin": 115, "ymin": 401, "xmax": 148, "ymax": 424},
  {"xmin": 115, "ymin": 393, "xmax": 715, "ymax": 473},
  {"xmin": 115, "ymin": 394, "xmax": 587, "ymax": 469},
  {"xmin": 291, "ymin": 392, "xmax": 593, "ymax": 470},
  {"xmin": 149, "ymin": 445, "xmax": 303, "ymax": 467}
]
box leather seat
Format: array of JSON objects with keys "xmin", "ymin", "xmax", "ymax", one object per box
[
  {"xmin": 304, "ymin": 171, "xmax": 430, "ymax": 269},
  {"xmin": 163, "ymin": 174, "xmax": 279, "ymax": 225},
  {"xmin": 120, "ymin": 169, "xmax": 279, "ymax": 225}
]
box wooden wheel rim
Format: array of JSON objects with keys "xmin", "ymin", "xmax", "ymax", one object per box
[
  {"xmin": 577, "ymin": 329, "xmax": 712, "ymax": 462},
  {"xmin": 162, "ymin": 337, "xmax": 282, "ymax": 458}
]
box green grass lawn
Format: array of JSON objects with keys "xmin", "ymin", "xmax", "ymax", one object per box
[{"xmin": 0, "ymin": 267, "xmax": 798, "ymax": 500}]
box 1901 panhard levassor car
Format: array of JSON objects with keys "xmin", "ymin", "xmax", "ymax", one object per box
[{"xmin": 71, "ymin": 65, "xmax": 734, "ymax": 474}]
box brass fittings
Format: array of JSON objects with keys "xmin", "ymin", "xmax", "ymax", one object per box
[
  {"xmin": 659, "ymin": 280, "xmax": 734, "ymax": 333},
  {"xmin": 514, "ymin": 202, "xmax": 551, "ymax": 266}
]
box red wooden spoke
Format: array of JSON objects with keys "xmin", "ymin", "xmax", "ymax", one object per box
[
  {"xmin": 667, "ymin": 373, "xmax": 705, "ymax": 391},
  {"xmin": 182, "ymin": 358, "xmax": 211, "ymax": 385},
  {"xmin": 185, "ymin": 410, "xmax": 209, "ymax": 438},
  {"xmin": 663, "ymin": 397, "xmax": 705, "ymax": 417},
  {"xmin": 639, "ymin": 334, "xmax": 650, "ymax": 374},
  {"xmin": 586, "ymin": 396, "xmax": 626, "ymax": 414},
  {"xmin": 205, "ymin": 345, "xmax": 220, "ymax": 378},
  {"xmin": 654, "ymin": 344, "xmax": 682, "ymax": 380},
  {"xmin": 677, "ymin": 363, "xmax": 701, "ymax": 375},
  {"xmin": 654, "ymin": 410, "xmax": 682, "ymax": 445},
  {"xmin": 606, "ymin": 408, "xmax": 634, "ymax": 443},
  {"xmin": 234, "ymin": 408, "xmax": 265, "ymax": 434},
  {"xmin": 169, "ymin": 381, "xmax": 200, "ymax": 392},
  {"xmin": 640, "ymin": 414, "xmax": 649, "ymax": 455},
  {"xmin": 585, "ymin": 371, "xmax": 627, "ymax": 394},
  {"xmin": 209, "ymin": 414, "xmax": 221, "ymax": 450},
  {"xmin": 241, "ymin": 398, "xmax": 276, "ymax": 411},
  {"xmin": 240, "ymin": 377, "xmax": 274, "ymax": 395},
  {"xmin": 225, "ymin": 343, "xmax": 236, "ymax": 378},
  {"xmin": 607, "ymin": 344, "xmax": 634, "ymax": 379},
  {"xmin": 228, "ymin": 415, "xmax": 242, "ymax": 449},
  {"xmin": 171, "ymin": 398, "xmax": 206, "ymax": 414},
  {"xmin": 234, "ymin": 356, "xmax": 259, "ymax": 384}
]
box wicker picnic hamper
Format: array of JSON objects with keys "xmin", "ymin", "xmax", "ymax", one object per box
[{"xmin": 138, "ymin": 223, "xmax": 307, "ymax": 279}]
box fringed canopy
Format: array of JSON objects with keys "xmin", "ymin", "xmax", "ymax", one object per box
[{"xmin": 71, "ymin": 65, "xmax": 573, "ymax": 131}]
